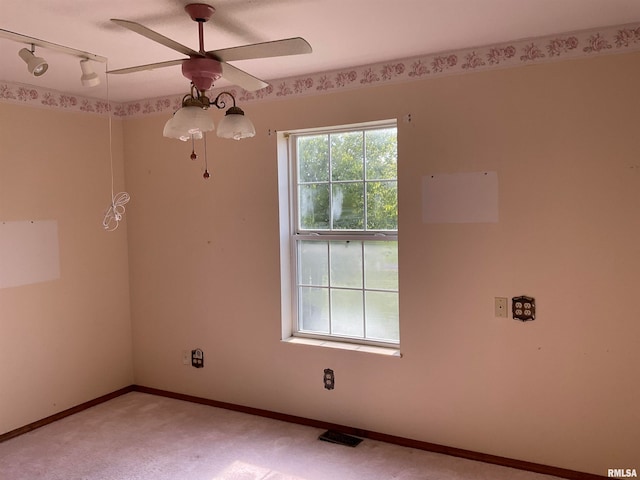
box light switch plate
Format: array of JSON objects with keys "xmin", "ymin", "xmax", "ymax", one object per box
[{"xmin": 495, "ymin": 297, "xmax": 508, "ymax": 318}]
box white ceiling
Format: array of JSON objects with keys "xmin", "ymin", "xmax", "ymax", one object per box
[{"xmin": 2, "ymin": 0, "xmax": 640, "ymax": 103}]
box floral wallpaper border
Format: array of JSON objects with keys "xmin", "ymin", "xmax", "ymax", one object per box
[{"xmin": 2, "ymin": 22, "xmax": 640, "ymax": 117}]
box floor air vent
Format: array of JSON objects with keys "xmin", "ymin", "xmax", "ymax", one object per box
[{"xmin": 318, "ymin": 430, "xmax": 363, "ymax": 447}]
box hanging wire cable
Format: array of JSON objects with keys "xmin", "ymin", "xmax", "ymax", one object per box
[
  {"xmin": 102, "ymin": 60, "xmax": 130, "ymax": 231},
  {"xmin": 103, "ymin": 191, "xmax": 130, "ymax": 231}
]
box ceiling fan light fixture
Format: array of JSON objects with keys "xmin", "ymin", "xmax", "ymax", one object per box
[
  {"xmin": 216, "ymin": 105, "xmax": 256, "ymax": 140},
  {"xmin": 80, "ymin": 58, "xmax": 100, "ymax": 87},
  {"xmin": 18, "ymin": 46, "xmax": 48, "ymax": 77},
  {"xmin": 164, "ymin": 88, "xmax": 255, "ymax": 177}
]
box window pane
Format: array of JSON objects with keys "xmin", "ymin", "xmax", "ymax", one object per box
[
  {"xmin": 299, "ymin": 287, "xmax": 329, "ymax": 333},
  {"xmin": 365, "ymin": 291, "xmax": 399, "ymax": 341},
  {"xmin": 365, "ymin": 128, "xmax": 397, "ymax": 180},
  {"xmin": 330, "ymin": 241, "xmax": 363, "ymax": 288},
  {"xmin": 331, "ymin": 289, "xmax": 364, "ymax": 337},
  {"xmin": 331, "ymin": 132, "xmax": 363, "ymax": 181},
  {"xmin": 364, "ymin": 241, "xmax": 398, "ymax": 290},
  {"xmin": 299, "ymin": 241, "xmax": 328, "ymax": 286},
  {"xmin": 332, "ymin": 183, "xmax": 364, "ymax": 229},
  {"xmin": 366, "ymin": 181, "xmax": 397, "ymax": 230},
  {"xmin": 298, "ymin": 135, "xmax": 329, "ymax": 182},
  {"xmin": 291, "ymin": 123, "xmax": 398, "ymax": 346},
  {"xmin": 299, "ymin": 184, "xmax": 330, "ymax": 229}
]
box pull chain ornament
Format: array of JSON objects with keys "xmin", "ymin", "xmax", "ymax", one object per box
[{"xmin": 190, "ymin": 135, "xmax": 197, "ymax": 160}]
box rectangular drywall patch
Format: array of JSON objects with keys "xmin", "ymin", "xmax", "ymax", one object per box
[
  {"xmin": 422, "ymin": 171, "xmax": 498, "ymax": 223},
  {"xmin": 0, "ymin": 220, "xmax": 60, "ymax": 289}
]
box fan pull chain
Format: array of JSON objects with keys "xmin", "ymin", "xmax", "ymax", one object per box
[
  {"xmin": 203, "ymin": 132, "xmax": 210, "ymax": 179},
  {"xmin": 190, "ymin": 134, "xmax": 198, "ymax": 160}
]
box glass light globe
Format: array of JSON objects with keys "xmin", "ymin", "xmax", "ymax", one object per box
[
  {"xmin": 163, "ymin": 115, "xmax": 189, "ymax": 141},
  {"xmin": 216, "ymin": 106, "xmax": 255, "ymax": 140},
  {"xmin": 163, "ymin": 107, "xmax": 214, "ymax": 141},
  {"xmin": 173, "ymin": 106, "xmax": 214, "ymax": 135}
]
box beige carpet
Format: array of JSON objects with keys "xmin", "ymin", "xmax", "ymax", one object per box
[{"xmin": 0, "ymin": 392, "xmax": 562, "ymax": 480}]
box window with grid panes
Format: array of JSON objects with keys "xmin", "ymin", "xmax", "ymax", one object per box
[{"xmin": 290, "ymin": 122, "xmax": 398, "ymax": 345}]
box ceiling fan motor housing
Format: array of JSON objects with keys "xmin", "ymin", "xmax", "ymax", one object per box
[{"xmin": 182, "ymin": 57, "xmax": 222, "ymax": 91}]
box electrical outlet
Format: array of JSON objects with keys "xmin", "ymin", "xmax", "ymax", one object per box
[
  {"xmin": 191, "ymin": 348, "xmax": 204, "ymax": 368},
  {"xmin": 323, "ymin": 368, "xmax": 334, "ymax": 390},
  {"xmin": 182, "ymin": 350, "xmax": 190, "ymax": 365},
  {"xmin": 495, "ymin": 297, "xmax": 508, "ymax": 318}
]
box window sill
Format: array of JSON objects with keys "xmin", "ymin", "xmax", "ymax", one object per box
[{"xmin": 282, "ymin": 336, "xmax": 402, "ymax": 357}]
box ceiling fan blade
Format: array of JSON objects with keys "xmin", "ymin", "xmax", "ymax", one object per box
[
  {"xmin": 108, "ymin": 59, "xmax": 184, "ymax": 75},
  {"xmin": 111, "ymin": 19, "xmax": 202, "ymax": 57},
  {"xmin": 220, "ymin": 62, "xmax": 269, "ymax": 92},
  {"xmin": 207, "ymin": 37, "xmax": 312, "ymax": 62}
]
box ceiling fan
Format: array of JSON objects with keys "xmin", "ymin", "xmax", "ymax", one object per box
[{"xmin": 108, "ymin": 3, "xmax": 312, "ymax": 92}]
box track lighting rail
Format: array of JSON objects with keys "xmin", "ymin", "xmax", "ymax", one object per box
[{"xmin": 0, "ymin": 28, "xmax": 107, "ymax": 63}]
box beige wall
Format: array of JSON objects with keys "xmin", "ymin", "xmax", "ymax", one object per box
[
  {"xmin": 2, "ymin": 49, "xmax": 639, "ymax": 476},
  {"xmin": 0, "ymin": 105, "xmax": 133, "ymax": 433},
  {"xmin": 124, "ymin": 51, "xmax": 640, "ymax": 475}
]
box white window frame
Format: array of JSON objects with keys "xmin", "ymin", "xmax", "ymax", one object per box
[{"xmin": 277, "ymin": 120, "xmax": 399, "ymax": 349}]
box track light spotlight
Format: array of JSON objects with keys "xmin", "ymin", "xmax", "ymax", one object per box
[
  {"xmin": 18, "ymin": 45, "xmax": 48, "ymax": 77},
  {"xmin": 80, "ymin": 58, "xmax": 100, "ymax": 87}
]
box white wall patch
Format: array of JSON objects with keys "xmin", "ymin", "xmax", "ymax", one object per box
[
  {"xmin": 422, "ymin": 171, "xmax": 499, "ymax": 224},
  {"xmin": 0, "ymin": 220, "xmax": 60, "ymax": 289}
]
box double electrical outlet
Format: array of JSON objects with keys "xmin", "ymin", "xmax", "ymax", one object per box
[
  {"xmin": 323, "ymin": 368, "xmax": 335, "ymax": 390},
  {"xmin": 182, "ymin": 349, "xmax": 204, "ymax": 368}
]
